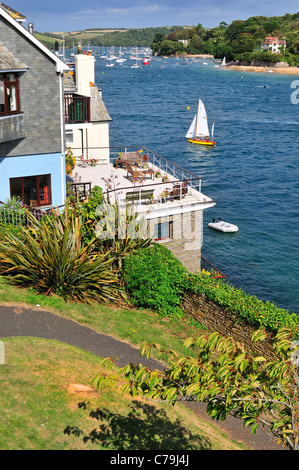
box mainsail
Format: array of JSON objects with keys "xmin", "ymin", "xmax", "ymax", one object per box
[{"xmin": 185, "ymin": 99, "xmax": 209, "ymax": 139}]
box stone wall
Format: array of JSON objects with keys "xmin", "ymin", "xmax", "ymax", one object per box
[
  {"xmin": 182, "ymin": 291, "xmax": 278, "ymax": 360},
  {"xmin": 156, "ymin": 210, "xmax": 203, "ymax": 274}
]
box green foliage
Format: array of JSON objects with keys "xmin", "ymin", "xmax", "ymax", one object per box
[
  {"xmin": 96, "ymin": 327, "xmax": 299, "ymax": 450},
  {"xmin": 122, "ymin": 244, "xmax": 187, "ymax": 317},
  {"xmin": 0, "ymin": 203, "xmax": 121, "ymax": 303},
  {"xmin": 185, "ymin": 273, "xmax": 299, "ymax": 334},
  {"xmin": 94, "ymin": 201, "xmax": 152, "ymax": 271},
  {"xmin": 120, "ymin": 235, "xmax": 298, "ymax": 332},
  {"xmin": 149, "ymin": 12, "xmax": 299, "ymax": 62},
  {"xmin": 236, "ymin": 50, "xmax": 288, "ymax": 63},
  {"xmin": 65, "ymin": 147, "xmax": 76, "ymax": 175},
  {"xmin": 0, "ymin": 223, "xmax": 24, "ymax": 242},
  {"xmin": 231, "ymin": 33, "xmax": 255, "ymax": 55},
  {"xmin": 74, "ymin": 185, "xmax": 104, "ymax": 244}
]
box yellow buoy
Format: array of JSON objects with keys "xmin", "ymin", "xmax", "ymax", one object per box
[{"xmin": 186, "ymin": 106, "xmax": 190, "ymax": 110}]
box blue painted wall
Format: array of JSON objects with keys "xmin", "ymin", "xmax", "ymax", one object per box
[{"xmin": 0, "ymin": 153, "xmax": 66, "ymax": 207}]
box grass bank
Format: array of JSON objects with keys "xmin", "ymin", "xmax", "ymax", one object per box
[
  {"xmin": 0, "ymin": 279, "xmax": 246, "ymax": 450},
  {"xmin": 1, "ymin": 337, "xmax": 244, "ymax": 450}
]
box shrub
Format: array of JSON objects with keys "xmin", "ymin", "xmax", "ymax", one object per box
[
  {"xmin": 65, "ymin": 147, "xmax": 76, "ymax": 175},
  {"xmin": 0, "ymin": 203, "xmax": 121, "ymax": 303},
  {"xmin": 0, "ymin": 223, "xmax": 24, "ymax": 242},
  {"xmin": 94, "ymin": 201, "xmax": 152, "ymax": 273},
  {"xmin": 185, "ymin": 273, "xmax": 299, "ymax": 335},
  {"xmin": 122, "ymin": 244, "xmax": 187, "ymax": 317},
  {"xmin": 73, "ymin": 185, "xmax": 104, "ymax": 244}
]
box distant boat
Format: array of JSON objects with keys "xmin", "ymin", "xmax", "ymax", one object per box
[
  {"xmin": 221, "ymin": 57, "xmax": 226, "ymax": 67},
  {"xmin": 185, "ymin": 98, "xmax": 216, "ymax": 146}
]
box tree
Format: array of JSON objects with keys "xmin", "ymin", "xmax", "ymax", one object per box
[
  {"xmin": 231, "ymin": 33, "xmax": 255, "ymax": 56},
  {"xmin": 95, "ymin": 327, "xmax": 299, "ymax": 450}
]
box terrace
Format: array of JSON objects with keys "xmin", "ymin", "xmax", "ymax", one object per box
[{"xmin": 69, "ymin": 146, "xmax": 215, "ymax": 218}]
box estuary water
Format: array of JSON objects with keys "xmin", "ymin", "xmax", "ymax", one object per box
[{"xmin": 90, "ymin": 53, "xmax": 299, "ymax": 315}]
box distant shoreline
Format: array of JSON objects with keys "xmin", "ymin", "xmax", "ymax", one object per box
[
  {"xmin": 183, "ymin": 54, "xmax": 299, "ymax": 75},
  {"xmin": 226, "ymin": 64, "xmax": 299, "ymax": 76}
]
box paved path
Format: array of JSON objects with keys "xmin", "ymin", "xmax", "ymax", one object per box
[{"xmin": 0, "ymin": 304, "xmax": 286, "ymax": 451}]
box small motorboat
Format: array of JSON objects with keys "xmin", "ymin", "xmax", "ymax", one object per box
[{"xmin": 208, "ymin": 220, "xmax": 239, "ymax": 233}]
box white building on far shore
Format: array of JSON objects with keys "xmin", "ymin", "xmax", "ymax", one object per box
[{"xmin": 261, "ymin": 36, "xmax": 286, "ymax": 54}]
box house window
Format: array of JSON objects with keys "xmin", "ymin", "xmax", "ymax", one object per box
[
  {"xmin": 0, "ymin": 73, "xmax": 21, "ymax": 115},
  {"xmin": 10, "ymin": 174, "xmax": 51, "ymax": 207},
  {"xmin": 154, "ymin": 221, "xmax": 171, "ymax": 240},
  {"xmin": 65, "ymin": 129, "xmax": 74, "ymax": 144}
]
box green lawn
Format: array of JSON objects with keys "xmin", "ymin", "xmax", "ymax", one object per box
[
  {"xmin": 0, "ymin": 337, "xmax": 244, "ymax": 450},
  {"xmin": 0, "ymin": 277, "xmax": 247, "ymax": 450}
]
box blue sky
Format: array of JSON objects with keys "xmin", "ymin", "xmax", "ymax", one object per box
[{"xmin": 9, "ymin": 1, "xmax": 299, "ymax": 32}]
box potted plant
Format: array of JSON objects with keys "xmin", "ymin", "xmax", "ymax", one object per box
[
  {"xmin": 90, "ymin": 158, "xmax": 98, "ymax": 167},
  {"xmin": 155, "ymin": 171, "xmax": 162, "ymax": 178},
  {"xmin": 65, "ymin": 147, "xmax": 75, "ymax": 175}
]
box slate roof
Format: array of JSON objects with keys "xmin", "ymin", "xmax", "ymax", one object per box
[
  {"xmin": 0, "ymin": 41, "xmax": 28, "ymax": 72},
  {"xmin": 90, "ymin": 85, "xmax": 112, "ymax": 122},
  {"xmin": 0, "ymin": 2, "xmax": 26, "ymax": 21}
]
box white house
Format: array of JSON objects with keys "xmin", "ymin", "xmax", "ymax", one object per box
[
  {"xmin": 64, "ymin": 47, "xmax": 112, "ymax": 164},
  {"xmin": 261, "ymin": 36, "xmax": 286, "ymax": 54}
]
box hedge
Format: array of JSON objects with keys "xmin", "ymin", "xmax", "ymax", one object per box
[{"xmin": 122, "ymin": 244, "xmax": 299, "ymax": 335}]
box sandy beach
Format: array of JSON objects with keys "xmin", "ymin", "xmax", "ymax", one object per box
[
  {"xmin": 226, "ymin": 64, "xmax": 299, "ymax": 76},
  {"xmin": 184, "ymin": 54, "xmax": 299, "ymax": 75}
]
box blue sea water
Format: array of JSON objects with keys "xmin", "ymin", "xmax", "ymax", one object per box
[{"xmin": 90, "ymin": 54, "xmax": 299, "ymax": 315}]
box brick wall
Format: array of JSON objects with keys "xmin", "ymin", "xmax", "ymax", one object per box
[{"xmin": 0, "ymin": 17, "xmax": 63, "ymax": 156}]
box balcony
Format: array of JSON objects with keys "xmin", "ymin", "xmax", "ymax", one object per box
[
  {"xmin": 64, "ymin": 94, "xmax": 91, "ymax": 124},
  {"xmin": 69, "ymin": 146, "xmax": 215, "ymax": 216}
]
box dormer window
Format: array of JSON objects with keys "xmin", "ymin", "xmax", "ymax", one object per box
[{"xmin": 0, "ymin": 72, "xmax": 20, "ymax": 115}]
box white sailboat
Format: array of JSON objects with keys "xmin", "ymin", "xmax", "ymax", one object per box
[
  {"xmin": 185, "ymin": 98, "xmax": 216, "ymax": 146},
  {"xmin": 221, "ymin": 56, "xmax": 226, "ymax": 67},
  {"xmin": 116, "ymin": 46, "xmax": 126, "ymax": 63}
]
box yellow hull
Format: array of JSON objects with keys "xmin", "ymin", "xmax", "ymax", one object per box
[{"xmin": 188, "ymin": 138, "xmax": 216, "ymax": 146}]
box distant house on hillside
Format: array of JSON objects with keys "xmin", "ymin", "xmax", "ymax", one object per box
[
  {"xmin": 0, "ymin": 4, "xmax": 69, "ymax": 208},
  {"xmin": 178, "ymin": 39, "xmax": 189, "ymax": 47},
  {"xmin": 261, "ymin": 36, "xmax": 286, "ymax": 54}
]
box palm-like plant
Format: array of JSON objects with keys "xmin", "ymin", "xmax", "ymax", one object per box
[
  {"xmin": 94, "ymin": 201, "xmax": 152, "ymax": 271},
  {"xmin": 0, "ymin": 203, "xmax": 122, "ymax": 303}
]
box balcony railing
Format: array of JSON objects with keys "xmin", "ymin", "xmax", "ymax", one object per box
[{"xmin": 64, "ymin": 94, "xmax": 91, "ymax": 124}]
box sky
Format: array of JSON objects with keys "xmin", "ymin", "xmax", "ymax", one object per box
[{"xmin": 7, "ymin": 0, "xmax": 299, "ymax": 32}]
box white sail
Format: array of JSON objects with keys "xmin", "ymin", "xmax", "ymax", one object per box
[
  {"xmin": 195, "ymin": 100, "xmax": 209, "ymax": 137},
  {"xmin": 186, "ymin": 98, "xmax": 214, "ymax": 140},
  {"xmin": 221, "ymin": 56, "xmax": 226, "ymax": 66},
  {"xmin": 211, "ymin": 122, "xmax": 215, "ymax": 139},
  {"xmin": 185, "ymin": 115, "xmax": 196, "ymax": 138}
]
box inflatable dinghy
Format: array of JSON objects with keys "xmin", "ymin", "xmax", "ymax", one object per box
[{"xmin": 208, "ymin": 221, "xmax": 239, "ymax": 233}]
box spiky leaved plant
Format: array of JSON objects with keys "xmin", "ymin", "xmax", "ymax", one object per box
[
  {"xmin": 94, "ymin": 201, "xmax": 152, "ymax": 272},
  {"xmin": 0, "ymin": 202, "xmax": 122, "ymax": 303}
]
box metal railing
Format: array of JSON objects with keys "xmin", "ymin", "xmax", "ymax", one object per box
[
  {"xmin": 201, "ymin": 256, "xmax": 226, "ymax": 279},
  {"xmin": 0, "ymin": 204, "xmax": 48, "ymax": 226},
  {"xmin": 70, "ymin": 145, "xmax": 203, "ymax": 194},
  {"xmin": 68, "ymin": 182, "xmax": 92, "ymax": 201}
]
